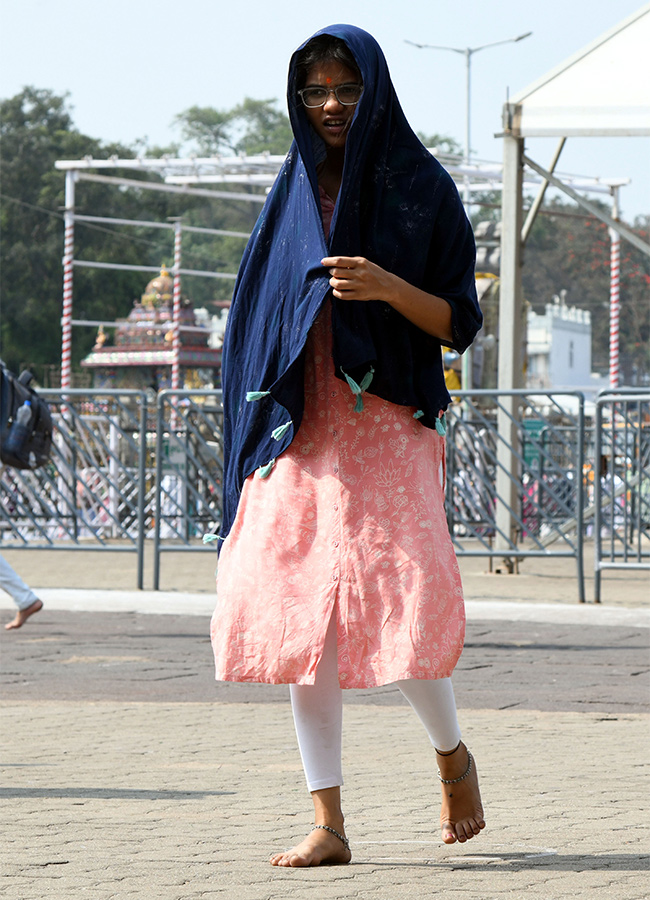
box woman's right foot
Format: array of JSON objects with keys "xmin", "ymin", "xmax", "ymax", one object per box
[
  {"xmin": 5, "ymin": 598, "xmax": 43, "ymax": 630},
  {"xmin": 270, "ymin": 825, "xmax": 351, "ymax": 867},
  {"xmin": 437, "ymin": 743, "xmax": 486, "ymax": 844}
]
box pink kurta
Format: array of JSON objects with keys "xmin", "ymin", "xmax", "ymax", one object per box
[{"xmin": 210, "ymin": 306, "xmax": 466, "ymax": 689}]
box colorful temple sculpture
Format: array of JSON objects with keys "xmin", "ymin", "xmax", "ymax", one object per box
[{"xmin": 81, "ymin": 268, "xmax": 224, "ymax": 391}]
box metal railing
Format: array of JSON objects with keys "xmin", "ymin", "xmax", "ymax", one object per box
[
  {"xmin": 1, "ymin": 390, "xmax": 148, "ymax": 586},
  {"xmin": 152, "ymin": 390, "xmax": 224, "ymax": 590},
  {"xmin": 594, "ymin": 390, "xmax": 650, "ymax": 602},
  {"xmin": 4, "ymin": 386, "xmax": 646, "ymax": 602},
  {"xmin": 445, "ymin": 390, "xmax": 586, "ymax": 600}
]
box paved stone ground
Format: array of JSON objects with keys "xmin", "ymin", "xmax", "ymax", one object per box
[
  {"xmin": 1, "ymin": 610, "xmax": 648, "ymax": 714},
  {"xmin": 1, "ymin": 701, "xmax": 648, "ymax": 899},
  {"xmin": 1, "ymin": 550, "xmax": 649, "ymax": 899}
]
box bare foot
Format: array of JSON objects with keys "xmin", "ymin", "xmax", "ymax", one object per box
[
  {"xmin": 437, "ymin": 743, "xmax": 485, "ymax": 844},
  {"xmin": 5, "ymin": 599, "xmax": 43, "ymax": 630},
  {"xmin": 270, "ymin": 826, "xmax": 351, "ymax": 867}
]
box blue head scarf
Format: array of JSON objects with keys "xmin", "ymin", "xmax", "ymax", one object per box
[{"xmin": 219, "ymin": 24, "xmax": 482, "ymax": 540}]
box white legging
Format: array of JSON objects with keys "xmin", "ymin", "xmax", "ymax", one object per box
[{"xmin": 290, "ymin": 616, "xmax": 462, "ymax": 791}]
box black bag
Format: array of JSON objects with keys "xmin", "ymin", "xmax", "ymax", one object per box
[{"xmin": 0, "ymin": 362, "xmax": 53, "ymax": 470}]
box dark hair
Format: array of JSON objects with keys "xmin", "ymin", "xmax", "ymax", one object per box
[{"xmin": 295, "ymin": 35, "xmax": 362, "ymax": 89}]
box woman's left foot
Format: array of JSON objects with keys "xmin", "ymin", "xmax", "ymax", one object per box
[
  {"xmin": 437, "ymin": 742, "xmax": 485, "ymax": 844},
  {"xmin": 270, "ymin": 825, "xmax": 351, "ymax": 867}
]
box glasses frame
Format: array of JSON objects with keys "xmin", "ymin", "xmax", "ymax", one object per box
[{"xmin": 298, "ymin": 83, "xmax": 364, "ymax": 108}]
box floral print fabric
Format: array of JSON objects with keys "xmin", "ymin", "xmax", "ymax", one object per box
[{"xmin": 210, "ymin": 311, "xmax": 466, "ymax": 688}]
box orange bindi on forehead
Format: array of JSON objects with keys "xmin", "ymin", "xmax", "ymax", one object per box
[{"xmin": 326, "ymin": 77, "xmax": 332, "ymax": 84}]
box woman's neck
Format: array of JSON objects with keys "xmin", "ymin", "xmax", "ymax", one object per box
[{"xmin": 317, "ymin": 148, "xmax": 345, "ymax": 201}]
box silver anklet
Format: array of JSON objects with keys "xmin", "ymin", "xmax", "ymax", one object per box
[
  {"xmin": 312, "ymin": 824, "xmax": 350, "ymax": 851},
  {"xmin": 438, "ymin": 749, "xmax": 473, "ymax": 784}
]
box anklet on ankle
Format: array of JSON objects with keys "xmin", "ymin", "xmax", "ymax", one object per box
[
  {"xmin": 312, "ymin": 824, "xmax": 350, "ymax": 851},
  {"xmin": 438, "ymin": 749, "xmax": 473, "ymax": 784}
]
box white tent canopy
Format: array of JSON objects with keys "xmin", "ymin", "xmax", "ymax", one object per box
[{"xmin": 508, "ymin": 5, "xmax": 650, "ymax": 138}]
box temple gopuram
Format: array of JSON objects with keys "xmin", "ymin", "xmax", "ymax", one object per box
[{"xmin": 81, "ymin": 268, "xmax": 224, "ymax": 391}]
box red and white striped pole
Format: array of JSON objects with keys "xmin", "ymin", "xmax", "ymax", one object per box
[
  {"xmin": 61, "ymin": 170, "xmax": 76, "ymax": 389},
  {"xmin": 609, "ymin": 187, "xmax": 621, "ymax": 389},
  {"xmin": 171, "ymin": 220, "xmax": 182, "ymax": 392}
]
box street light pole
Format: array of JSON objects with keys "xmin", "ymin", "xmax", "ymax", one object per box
[{"xmin": 406, "ymin": 32, "xmax": 532, "ymax": 214}]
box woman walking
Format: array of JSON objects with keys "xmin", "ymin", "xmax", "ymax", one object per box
[{"xmin": 211, "ymin": 24, "xmax": 485, "ymax": 867}]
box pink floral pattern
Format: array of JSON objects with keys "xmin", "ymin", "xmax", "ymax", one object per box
[{"xmin": 211, "ymin": 311, "xmax": 465, "ymax": 688}]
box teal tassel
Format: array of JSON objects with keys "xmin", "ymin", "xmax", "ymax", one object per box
[
  {"xmin": 246, "ymin": 390, "xmax": 270, "ymax": 402},
  {"xmin": 271, "ymin": 420, "xmax": 292, "ymax": 441},
  {"xmin": 413, "ymin": 409, "xmax": 425, "ymax": 420},
  {"xmin": 359, "ymin": 367, "xmax": 375, "ymax": 392},
  {"xmin": 435, "ymin": 413, "xmax": 447, "ymax": 436},
  {"xmin": 342, "ymin": 370, "xmax": 362, "ymax": 394},
  {"xmin": 258, "ymin": 458, "xmax": 275, "ymax": 479},
  {"xmin": 341, "ymin": 366, "xmax": 375, "ymax": 413},
  {"xmin": 202, "ymin": 533, "xmax": 224, "ymax": 544}
]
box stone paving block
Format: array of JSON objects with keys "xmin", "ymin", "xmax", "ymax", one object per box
[{"xmin": 1, "ymin": 701, "xmax": 649, "ymax": 899}]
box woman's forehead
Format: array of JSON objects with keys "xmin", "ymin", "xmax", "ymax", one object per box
[{"xmin": 305, "ymin": 60, "xmax": 360, "ymax": 85}]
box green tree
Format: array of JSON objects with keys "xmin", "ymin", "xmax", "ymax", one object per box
[
  {"xmin": 0, "ymin": 89, "xmax": 255, "ymax": 379},
  {"xmin": 417, "ymin": 132, "xmax": 463, "ymax": 157},
  {"xmin": 2, "ymin": 87, "xmax": 481, "ymax": 384},
  {"xmin": 230, "ymin": 98, "xmax": 293, "ymax": 155},
  {"xmin": 0, "ymin": 88, "xmax": 192, "ymax": 379},
  {"xmin": 521, "ymin": 201, "xmax": 649, "ymax": 381},
  {"xmin": 174, "ymin": 98, "xmax": 292, "ymax": 156},
  {"xmin": 173, "ymin": 106, "xmax": 236, "ymax": 155}
]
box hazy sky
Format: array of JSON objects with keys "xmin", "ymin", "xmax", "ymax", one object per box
[{"xmin": 2, "ymin": 0, "xmax": 648, "ymax": 220}]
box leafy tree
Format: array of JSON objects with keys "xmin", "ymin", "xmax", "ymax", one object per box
[
  {"xmin": 173, "ymin": 106, "xmax": 236, "ymax": 155},
  {"xmin": 1, "ymin": 87, "xmax": 468, "ymax": 384},
  {"xmin": 174, "ymin": 98, "xmax": 292, "ymax": 157},
  {"xmin": 229, "ymin": 98, "xmax": 293, "ymax": 155},
  {"xmin": 417, "ymin": 132, "xmax": 463, "ymax": 158},
  {"xmin": 521, "ymin": 201, "xmax": 649, "ymax": 381},
  {"xmin": 0, "ymin": 89, "xmax": 204, "ymax": 380},
  {"xmin": 0, "ymin": 89, "xmax": 259, "ymax": 380}
]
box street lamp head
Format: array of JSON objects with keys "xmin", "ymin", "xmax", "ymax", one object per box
[{"xmin": 515, "ymin": 31, "xmax": 533, "ymax": 42}]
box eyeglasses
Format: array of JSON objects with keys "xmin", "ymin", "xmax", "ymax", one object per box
[{"xmin": 298, "ymin": 83, "xmax": 363, "ymax": 108}]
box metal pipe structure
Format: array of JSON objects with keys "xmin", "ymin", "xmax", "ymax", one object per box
[
  {"xmin": 71, "ymin": 259, "xmax": 236, "ymax": 280},
  {"xmin": 76, "ymin": 172, "xmax": 267, "ymax": 204},
  {"xmin": 521, "ymin": 138, "xmax": 566, "ymax": 246},
  {"xmin": 73, "ymin": 213, "xmax": 250, "ymax": 239}
]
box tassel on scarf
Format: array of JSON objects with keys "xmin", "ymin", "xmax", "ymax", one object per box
[
  {"xmin": 258, "ymin": 459, "xmax": 276, "ymax": 479},
  {"xmin": 341, "ymin": 366, "xmax": 375, "ymax": 413},
  {"xmin": 271, "ymin": 421, "xmax": 292, "ymax": 441}
]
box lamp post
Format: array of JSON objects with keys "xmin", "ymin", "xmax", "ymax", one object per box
[{"xmin": 405, "ymin": 32, "xmax": 532, "ymax": 213}]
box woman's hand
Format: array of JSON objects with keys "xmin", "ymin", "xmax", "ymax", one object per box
[
  {"xmin": 321, "ymin": 255, "xmax": 454, "ymax": 344},
  {"xmin": 321, "ymin": 255, "xmax": 398, "ymax": 303}
]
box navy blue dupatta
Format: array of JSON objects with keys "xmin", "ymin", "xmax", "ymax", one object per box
[{"xmin": 219, "ymin": 24, "xmax": 482, "ymax": 541}]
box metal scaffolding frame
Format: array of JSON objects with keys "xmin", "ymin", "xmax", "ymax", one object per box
[
  {"xmin": 55, "ymin": 152, "xmax": 617, "ymax": 391},
  {"xmin": 496, "ymin": 5, "xmax": 650, "ymax": 561}
]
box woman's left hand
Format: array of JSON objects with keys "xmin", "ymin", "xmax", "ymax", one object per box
[{"xmin": 321, "ymin": 256, "xmax": 397, "ymax": 303}]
